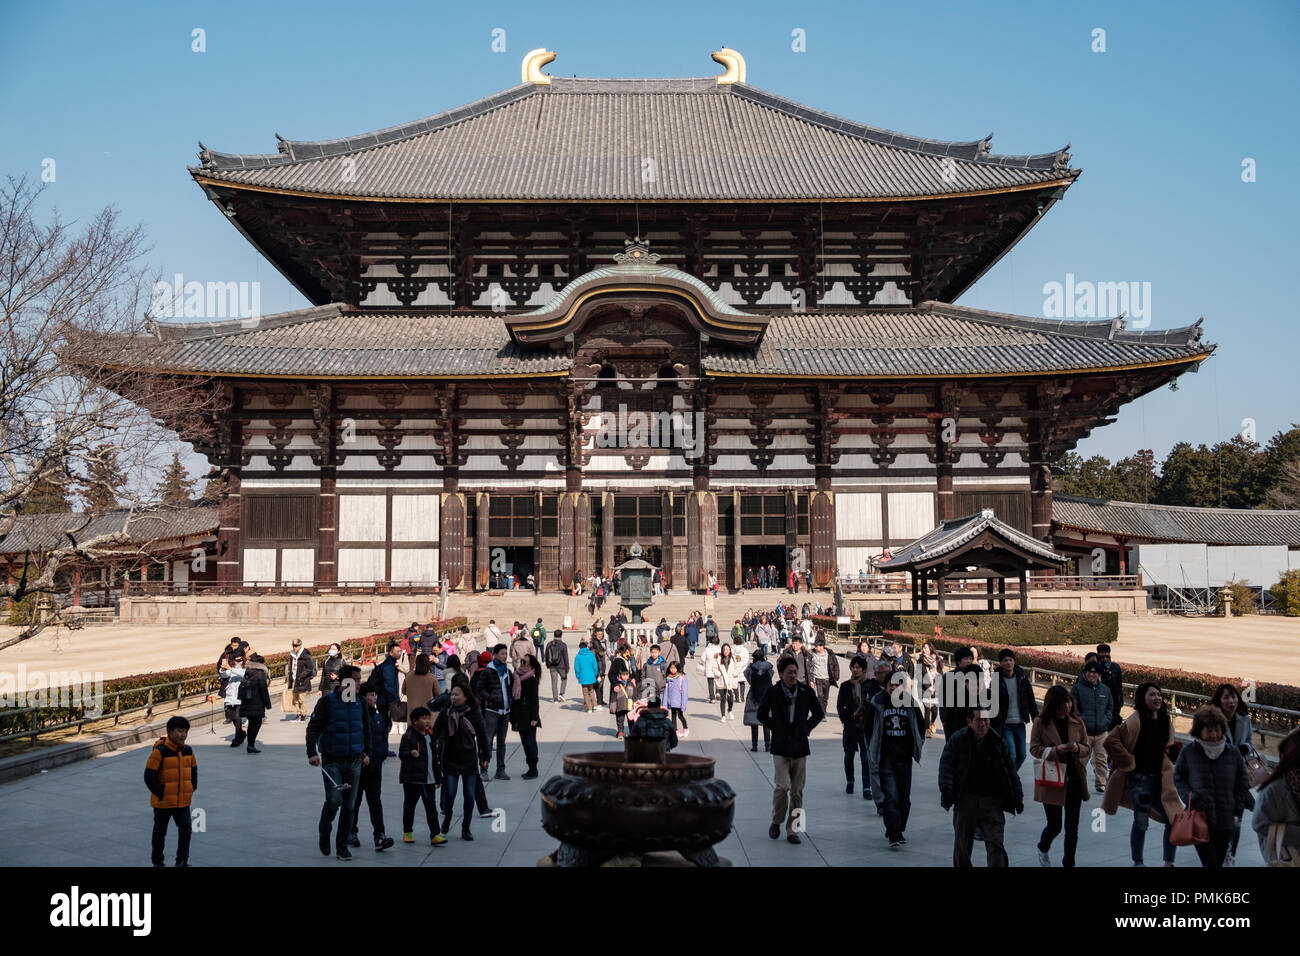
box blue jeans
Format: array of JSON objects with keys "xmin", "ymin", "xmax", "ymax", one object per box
[
  {"xmin": 1002, "ymin": 723, "xmax": 1028, "ymax": 771},
  {"xmin": 441, "ymin": 771, "xmax": 477, "ymax": 831},
  {"xmin": 319, "ymin": 755, "xmax": 363, "ymax": 849},
  {"xmin": 877, "ymin": 754, "xmax": 913, "ymax": 838},
  {"xmin": 1128, "ymin": 771, "xmax": 1175, "ymax": 864}
]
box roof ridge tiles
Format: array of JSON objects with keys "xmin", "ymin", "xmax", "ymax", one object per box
[
  {"xmin": 1053, "ymin": 493, "xmax": 1299, "ymax": 517},
  {"xmin": 150, "ymin": 303, "xmax": 345, "ymax": 341},
  {"xmin": 920, "ymin": 301, "xmax": 1210, "ymax": 348}
]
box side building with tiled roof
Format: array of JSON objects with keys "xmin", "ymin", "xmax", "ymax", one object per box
[
  {"xmin": 81, "ymin": 49, "xmax": 1216, "ymax": 598},
  {"xmin": 1050, "ymin": 494, "xmax": 1299, "ymax": 599}
]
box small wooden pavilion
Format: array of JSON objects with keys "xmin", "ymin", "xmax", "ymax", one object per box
[{"xmin": 877, "ymin": 509, "xmax": 1066, "ymax": 614}]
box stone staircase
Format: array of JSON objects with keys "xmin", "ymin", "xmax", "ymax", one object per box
[{"xmin": 444, "ymin": 588, "xmax": 836, "ymax": 635}]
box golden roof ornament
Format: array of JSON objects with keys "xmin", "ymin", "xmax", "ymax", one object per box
[
  {"xmin": 711, "ymin": 48, "xmax": 746, "ymax": 85},
  {"xmin": 613, "ymin": 237, "xmax": 661, "ymax": 265},
  {"xmin": 522, "ymin": 48, "xmax": 556, "ymax": 85}
]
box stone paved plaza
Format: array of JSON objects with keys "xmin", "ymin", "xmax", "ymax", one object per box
[{"xmin": 0, "ymin": 639, "xmax": 1270, "ymax": 868}]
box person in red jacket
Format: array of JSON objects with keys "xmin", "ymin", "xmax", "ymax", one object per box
[{"xmin": 143, "ymin": 716, "xmax": 197, "ymax": 867}]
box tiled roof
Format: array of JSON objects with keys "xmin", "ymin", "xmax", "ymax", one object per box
[
  {"xmin": 131, "ymin": 305, "xmax": 572, "ymax": 377},
  {"xmin": 1052, "ymin": 495, "xmax": 1300, "ymax": 547},
  {"xmin": 0, "ymin": 506, "xmax": 218, "ymax": 556},
  {"xmin": 700, "ymin": 303, "xmax": 1211, "ymax": 377},
  {"xmin": 877, "ymin": 510, "xmax": 1066, "ymax": 569},
  {"xmin": 192, "ymin": 78, "xmax": 1076, "ymax": 201},
  {"xmin": 122, "ymin": 300, "xmax": 1210, "ymax": 379}
]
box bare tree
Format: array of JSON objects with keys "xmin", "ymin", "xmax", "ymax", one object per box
[{"xmin": 0, "ymin": 176, "xmax": 216, "ymax": 647}]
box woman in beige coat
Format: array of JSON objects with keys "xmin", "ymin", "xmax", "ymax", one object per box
[
  {"xmin": 1102, "ymin": 681, "xmax": 1183, "ymax": 866},
  {"xmin": 1029, "ymin": 685, "xmax": 1091, "ymax": 867},
  {"xmin": 401, "ymin": 654, "xmax": 442, "ymax": 715}
]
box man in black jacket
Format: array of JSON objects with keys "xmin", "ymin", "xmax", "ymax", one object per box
[
  {"xmin": 938, "ymin": 708, "xmax": 1023, "ymax": 867},
  {"xmin": 992, "ymin": 649, "xmax": 1039, "ymax": 771},
  {"xmin": 780, "ymin": 636, "xmax": 815, "ymax": 689},
  {"xmin": 758, "ymin": 657, "xmax": 825, "ymax": 845},
  {"xmin": 1096, "ymin": 643, "xmax": 1124, "ymax": 729},
  {"xmin": 284, "ymin": 638, "xmax": 317, "ymax": 722},
  {"xmin": 939, "ymin": 647, "xmax": 985, "ymax": 739},
  {"xmin": 836, "ymin": 656, "xmax": 872, "ymax": 800},
  {"xmin": 306, "ymin": 665, "xmax": 372, "ymax": 861}
]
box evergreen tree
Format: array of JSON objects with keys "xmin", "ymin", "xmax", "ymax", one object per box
[
  {"xmin": 1113, "ymin": 449, "xmax": 1157, "ymax": 503},
  {"xmin": 154, "ymin": 453, "xmax": 196, "ymax": 508},
  {"xmin": 1155, "ymin": 442, "xmax": 1216, "ymax": 507},
  {"xmin": 20, "ymin": 474, "xmax": 74, "ymax": 513},
  {"xmin": 80, "ymin": 444, "xmax": 127, "ymax": 511}
]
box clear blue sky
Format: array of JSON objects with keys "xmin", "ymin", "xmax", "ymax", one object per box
[{"xmin": 3, "ymin": 0, "xmax": 1297, "ymax": 467}]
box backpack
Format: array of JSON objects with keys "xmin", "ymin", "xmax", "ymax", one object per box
[
  {"xmin": 544, "ymin": 640, "xmax": 563, "ymax": 668},
  {"xmin": 531, "ymin": 625, "xmax": 543, "ymax": 642}
]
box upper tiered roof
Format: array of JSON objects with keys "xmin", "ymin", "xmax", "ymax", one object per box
[{"xmin": 193, "ymin": 76, "xmax": 1077, "ymax": 202}]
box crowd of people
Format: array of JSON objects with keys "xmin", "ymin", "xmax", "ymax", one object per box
[{"xmin": 148, "ymin": 610, "xmax": 1297, "ymax": 869}]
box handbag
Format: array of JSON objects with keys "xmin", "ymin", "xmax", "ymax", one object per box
[
  {"xmin": 1035, "ymin": 748, "xmax": 1067, "ymax": 790},
  {"xmin": 1264, "ymin": 823, "xmax": 1300, "ymax": 867},
  {"xmin": 1242, "ymin": 747, "xmax": 1271, "ymax": 789},
  {"xmin": 388, "ymin": 700, "xmax": 408, "ymax": 723},
  {"xmin": 1169, "ymin": 808, "xmax": 1209, "ymax": 846}
]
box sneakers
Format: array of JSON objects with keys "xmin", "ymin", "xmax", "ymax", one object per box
[
  {"xmin": 494, "ymin": 769, "xmax": 510, "ymax": 781},
  {"xmin": 298, "ymin": 715, "xmax": 307, "ymax": 722},
  {"xmin": 768, "ymin": 824, "xmax": 781, "ymax": 840},
  {"xmin": 335, "ymin": 846, "xmax": 352, "ymax": 861},
  {"xmin": 888, "ymin": 837, "xmax": 902, "ymax": 850},
  {"xmin": 617, "ymin": 732, "xmax": 625, "ymax": 740},
  {"xmin": 787, "ymin": 833, "xmax": 801, "ymax": 845},
  {"xmin": 680, "ymin": 729, "xmax": 690, "ymax": 739},
  {"xmin": 1096, "ymin": 784, "xmax": 1106, "ymax": 793},
  {"xmin": 522, "ymin": 768, "xmax": 539, "ymax": 780},
  {"xmin": 557, "ymin": 696, "xmax": 566, "ymax": 703},
  {"xmin": 1224, "ymin": 853, "xmax": 1236, "ymax": 867},
  {"xmin": 318, "ymin": 830, "xmax": 331, "ymax": 856},
  {"xmin": 402, "ymin": 832, "xmax": 415, "ymax": 844},
  {"xmin": 750, "ymin": 745, "xmax": 758, "ymax": 752},
  {"xmin": 896, "ymin": 834, "xmax": 907, "ymax": 845},
  {"xmin": 431, "ymin": 833, "xmax": 447, "ymax": 846},
  {"xmin": 461, "ymin": 829, "xmax": 474, "ymax": 841},
  {"xmin": 1038, "ymin": 849, "xmax": 1051, "ymax": 867},
  {"xmin": 348, "ymin": 832, "xmax": 361, "ymax": 848},
  {"xmin": 846, "ymin": 782, "xmax": 855, "ymax": 794},
  {"xmin": 246, "ymin": 746, "xmax": 262, "ymax": 754},
  {"xmin": 862, "ymin": 789, "xmax": 873, "ymax": 801},
  {"xmin": 375, "ymin": 835, "xmax": 395, "ymax": 851},
  {"xmin": 478, "ymin": 809, "xmax": 495, "ymax": 818}
]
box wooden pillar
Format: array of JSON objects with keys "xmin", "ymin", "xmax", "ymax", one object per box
[
  {"xmin": 72, "ymin": 568, "xmax": 81, "ymax": 606},
  {"xmin": 731, "ymin": 489, "xmax": 742, "ymax": 592},
  {"xmin": 601, "ymin": 491, "xmax": 614, "ymax": 578},
  {"xmin": 574, "ymin": 492, "xmax": 592, "ymax": 585},
  {"xmin": 998, "ymin": 576, "xmax": 1006, "ymax": 613},
  {"xmin": 784, "ymin": 489, "xmax": 798, "ymax": 590},
  {"xmin": 216, "ymin": 470, "xmax": 242, "ymax": 586},
  {"xmin": 1019, "ymin": 569, "xmax": 1029, "ymax": 613},
  {"xmin": 558, "ymin": 492, "xmax": 576, "ymax": 592},
  {"xmin": 439, "ymin": 489, "xmax": 466, "ymax": 590},
  {"xmin": 475, "ymin": 491, "xmax": 490, "ymax": 590},
  {"xmin": 810, "ymin": 489, "xmax": 835, "ymax": 589},
  {"xmin": 1028, "ymin": 384, "xmax": 1056, "ymax": 543},
  {"xmin": 660, "ymin": 490, "xmax": 673, "ymax": 589},
  {"xmin": 687, "ymin": 490, "xmax": 717, "ymax": 593},
  {"xmin": 911, "ymin": 569, "xmax": 919, "ymax": 612},
  {"xmin": 937, "ymin": 572, "xmax": 947, "ymax": 616},
  {"xmin": 6, "ymin": 564, "xmax": 12, "ymax": 608},
  {"xmin": 920, "ymin": 569, "xmax": 928, "ymax": 612},
  {"xmin": 986, "ymin": 576, "xmax": 995, "ymax": 612},
  {"xmin": 1116, "ymin": 537, "xmax": 1128, "ymax": 576}
]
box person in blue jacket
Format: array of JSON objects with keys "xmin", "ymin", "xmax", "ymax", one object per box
[
  {"xmin": 574, "ymin": 640, "xmax": 600, "ymax": 713},
  {"xmin": 373, "ymin": 642, "xmax": 403, "ymax": 733},
  {"xmin": 305, "ymin": 665, "xmax": 372, "ymax": 861},
  {"xmin": 349, "ymin": 683, "xmax": 395, "ymax": 852}
]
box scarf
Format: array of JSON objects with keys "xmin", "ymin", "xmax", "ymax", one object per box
[
  {"xmin": 1200, "ymin": 738, "xmax": 1226, "ymax": 760},
  {"xmin": 512, "ymin": 664, "xmax": 533, "ymax": 700},
  {"xmin": 447, "ymin": 703, "xmax": 470, "ymax": 737}
]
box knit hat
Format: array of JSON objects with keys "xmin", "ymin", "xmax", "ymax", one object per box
[{"xmin": 477, "ymin": 651, "xmax": 493, "ymax": 665}]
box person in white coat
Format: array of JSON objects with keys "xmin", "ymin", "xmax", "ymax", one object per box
[
  {"xmin": 716, "ymin": 642, "xmax": 742, "ymax": 721},
  {"xmin": 219, "ymin": 655, "xmax": 247, "ymax": 746},
  {"xmin": 731, "ymin": 637, "xmax": 751, "ymax": 703},
  {"xmin": 698, "ymin": 635, "xmax": 722, "ymax": 703}
]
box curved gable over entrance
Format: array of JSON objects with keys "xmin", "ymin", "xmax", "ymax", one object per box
[{"xmin": 505, "ymin": 240, "xmax": 768, "ymax": 347}]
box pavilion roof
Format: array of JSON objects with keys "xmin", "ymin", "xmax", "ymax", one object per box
[
  {"xmin": 876, "ymin": 510, "xmax": 1066, "ymax": 571},
  {"xmin": 191, "ymin": 77, "xmax": 1077, "ymax": 202}
]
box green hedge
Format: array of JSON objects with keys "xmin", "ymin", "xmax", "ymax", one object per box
[
  {"xmin": 0, "ymin": 616, "xmax": 470, "ymax": 737},
  {"xmin": 886, "ymin": 630, "xmax": 1300, "ymax": 716},
  {"xmin": 896, "ymin": 611, "xmax": 1117, "ymax": 647},
  {"xmin": 857, "ymin": 610, "xmax": 903, "ymax": 635}
]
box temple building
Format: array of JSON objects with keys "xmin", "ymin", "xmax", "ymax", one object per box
[{"xmin": 104, "ymin": 49, "xmax": 1213, "ymax": 596}]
